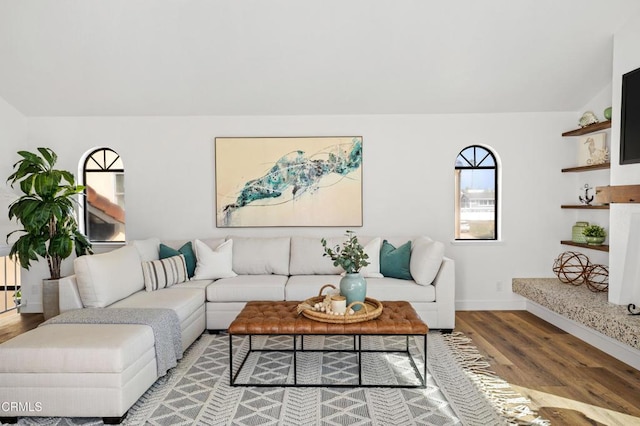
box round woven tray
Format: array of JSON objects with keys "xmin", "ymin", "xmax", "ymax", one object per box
[{"xmin": 299, "ymin": 284, "xmax": 383, "ymax": 324}]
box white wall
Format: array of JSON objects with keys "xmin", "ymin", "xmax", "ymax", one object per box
[
  {"xmin": 609, "ymin": 10, "xmax": 640, "ymax": 304},
  {"xmin": 0, "ymin": 95, "xmax": 27, "ymax": 255},
  {"xmin": 25, "ymin": 112, "xmax": 575, "ymax": 310}
]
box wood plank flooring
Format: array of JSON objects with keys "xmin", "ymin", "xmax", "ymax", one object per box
[
  {"xmin": 1, "ymin": 310, "xmax": 639, "ymax": 425},
  {"xmin": 456, "ymin": 310, "xmax": 640, "ymax": 426},
  {"xmin": 0, "ymin": 310, "xmax": 42, "ymax": 343}
]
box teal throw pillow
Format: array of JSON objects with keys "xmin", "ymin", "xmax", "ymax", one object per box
[
  {"xmin": 380, "ymin": 240, "xmax": 413, "ymax": 280},
  {"xmin": 160, "ymin": 242, "xmax": 196, "ymax": 279}
]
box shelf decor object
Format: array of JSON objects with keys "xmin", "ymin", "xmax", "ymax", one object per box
[
  {"xmin": 578, "ymin": 111, "xmax": 599, "ymax": 128},
  {"xmin": 583, "ymin": 264, "xmax": 609, "ymax": 292},
  {"xmin": 552, "ymin": 251, "xmax": 609, "ymax": 292},
  {"xmin": 579, "ymin": 183, "xmax": 594, "ymax": 205},
  {"xmin": 578, "ymin": 133, "xmax": 608, "ymax": 166},
  {"xmin": 553, "ymin": 251, "xmax": 590, "ymax": 285},
  {"xmin": 572, "ymin": 221, "xmax": 589, "ymax": 243}
]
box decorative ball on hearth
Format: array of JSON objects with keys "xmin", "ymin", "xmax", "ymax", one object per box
[
  {"xmin": 553, "ymin": 251, "xmax": 590, "ymax": 285},
  {"xmin": 584, "ymin": 264, "xmax": 609, "ymax": 292},
  {"xmin": 578, "ymin": 111, "xmax": 599, "ymax": 128}
]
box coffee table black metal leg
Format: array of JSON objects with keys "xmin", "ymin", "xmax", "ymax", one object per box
[
  {"xmin": 358, "ymin": 335, "xmax": 362, "ymax": 386},
  {"xmin": 229, "ymin": 334, "xmax": 233, "ymax": 385},
  {"xmin": 293, "ymin": 335, "xmax": 298, "ymax": 385},
  {"xmin": 423, "ymin": 334, "xmax": 427, "ymax": 387}
]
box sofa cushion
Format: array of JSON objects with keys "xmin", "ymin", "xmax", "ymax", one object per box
[
  {"xmin": 0, "ymin": 324, "xmax": 154, "ymax": 374},
  {"xmin": 285, "ymin": 275, "xmax": 435, "ymax": 303},
  {"xmin": 142, "ymin": 254, "xmax": 188, "ymax": 291},
  {"xmin": 380, "ymin": 240, "xmax": 413, "ymax": 280},
  {"xmin": 74, "ymin": 246, "xmax": 144, "ymax": 308},
  {"xmin": 290, "ymin": 236, "xmax": 345, "ymax": 275},
  {"xmin": 366, "ymin": 277, "xmax": 436, "ymax": 302},
  {"xmin": 130, "ymin": 238, "xmax": 161, "ymax": 262},
  {"xmin": 160, "ymin": 242, "xmax": 196, "ymax": 278},
  {"xmin": 230, "ymin": 237, "xmax": 290, "ymax": 275},
  {"xmin": 206, "ymin": 275, "xmax": 287, "ymax": 302},
  {"xmin": 410, "ymin": 236, "xmax": 445, "ymax": 286},
  {"xmin": 108, "ymin": 287, "xmax": 205, "ymax": 325},
  {"xmin": 193, "ymin": 239, "xmax": 237, "ymax": 280}
]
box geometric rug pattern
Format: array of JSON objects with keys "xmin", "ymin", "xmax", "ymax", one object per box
[{"xmin": 13, "ymin": 332, "xmax": 508, "ymax": 425}]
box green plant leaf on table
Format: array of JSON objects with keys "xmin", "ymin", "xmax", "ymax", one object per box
[{"xmin": 321, "ymin": 230, "xmax": 370, "ymax": 274}]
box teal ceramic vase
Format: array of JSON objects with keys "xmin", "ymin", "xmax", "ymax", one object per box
[{"xmin": 340, "ymin": 272, "xmax": 367, "ymax": 311}]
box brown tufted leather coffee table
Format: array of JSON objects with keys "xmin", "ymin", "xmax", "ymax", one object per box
[{"xmin": 228, "ymin": 300, "xmax": 428, "ymax": 388}]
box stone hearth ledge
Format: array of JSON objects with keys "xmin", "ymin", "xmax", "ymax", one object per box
[{"xmin": 512, "ymin": 278, "xmax": 640, "ymax": 351}]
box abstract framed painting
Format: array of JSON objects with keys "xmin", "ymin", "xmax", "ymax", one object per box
[{"xmin": 215, "ymin": 136, "xmax": 363, "ymax": 227}]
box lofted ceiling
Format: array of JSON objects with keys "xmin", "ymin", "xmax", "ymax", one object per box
[{"xmin": 0, "ymin": 0, "xmax": 639, "ymax": 117}]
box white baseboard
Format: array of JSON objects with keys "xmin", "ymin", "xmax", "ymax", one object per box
[
  {"xmin": 456, "ymin": 299, "xmax": 526, "ymax": 311},
  {"xmin": 526, "ymin": 301, "xmax": 640, "ymax": 371}
]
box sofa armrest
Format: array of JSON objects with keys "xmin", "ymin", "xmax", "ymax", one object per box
[
  {"xmin": 431, "ymin": 256, "xmax": 455, "ymax": 329},
  {"xmin": 59, "ymin": 275, "xmax": 84, "ymax": 313}
]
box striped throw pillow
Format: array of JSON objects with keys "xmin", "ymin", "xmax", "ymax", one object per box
[{"xmin": 142, "ymin": 254, "xmax": 188, "ymax": 291}]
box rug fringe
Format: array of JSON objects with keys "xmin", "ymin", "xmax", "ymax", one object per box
[{"xmin": 440, "ymin": 332, "xmax": 551, "ymax": 426}]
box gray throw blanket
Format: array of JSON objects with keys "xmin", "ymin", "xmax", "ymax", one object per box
[{"xmin": 42, "ymin": 308, "xmax": 183, "ymax": 377}]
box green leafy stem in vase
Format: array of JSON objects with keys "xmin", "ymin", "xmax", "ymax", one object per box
[{"xmin": 321, "ymin": 230, "xmax": 370, "ymax": 274}]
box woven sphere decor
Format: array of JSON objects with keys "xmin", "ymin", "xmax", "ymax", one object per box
[
  {"xmin": 584, "ymin": 264, "xmax": 609, "ymax": 292},
  {"xmin": 553, "ymin": 251, "xmax": 590, "ymax": 285}
]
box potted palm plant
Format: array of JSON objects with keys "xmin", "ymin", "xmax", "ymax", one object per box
[
  {"xmin": 321, "ymin": 230, "xmax": 370, "ymax": 311},
  {"xmin": 6, "ymin": 148, "xmax": 92, "ymax": 319}
]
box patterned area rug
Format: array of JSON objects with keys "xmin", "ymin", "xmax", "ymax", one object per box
[{"xmin": 11, "ymin": 332, "xmax": 546, "ymax": 425}]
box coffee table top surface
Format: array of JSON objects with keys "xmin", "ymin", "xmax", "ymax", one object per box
[{"xmin": 228, "ymin": 301, "xmax": 428, "ymax": 335}]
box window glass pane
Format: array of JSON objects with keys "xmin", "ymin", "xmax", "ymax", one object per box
[
  {"xmin": 84, "ymin": 149, "xmax": 125, "ymax": 242},
  {"xmin": 457, "ymin": 168, "xmax": 495, "ymax": 239}
]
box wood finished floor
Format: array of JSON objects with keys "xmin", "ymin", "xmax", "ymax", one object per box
[
  {"xmin": 456, "ymin": 311, "xmax": 640, "ymax": 426},
  {"xmin": 1, "ymin": 310, "xmax": 639, "ymax": 425}
]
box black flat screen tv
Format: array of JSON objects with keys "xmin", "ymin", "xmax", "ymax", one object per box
[{"xmin": 620, "ymin": 66, "xmax": 640, "ymax": 165}]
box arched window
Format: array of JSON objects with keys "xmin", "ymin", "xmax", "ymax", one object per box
[
  {"xmin": 82, "ymin": 148, "xmax": 125, "ymax": 242},
  {"xmin": 454, "ymin": 145, "xmax": 498, "ymax": 240}
]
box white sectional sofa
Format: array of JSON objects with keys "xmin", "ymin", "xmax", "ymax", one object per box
[{"xmin": 0, "ymin": 234, "xmax": 454, "ymax": 423}]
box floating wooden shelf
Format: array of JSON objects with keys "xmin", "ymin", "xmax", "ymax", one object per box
[
  {"xmin": 561, "ymin": 163, "xmax": 610, "ymax": 173},
  {"xmin": 561, "ymin": 240, "xmax": 609, "ymax": 252},
  {"xmin": 562, "ymin": 120, "xmax": 612, "ymax": 137},
  {"xmin": 595, "ymin": 185, "xmax": 640, "ymax": 204},
  {"xmin": 560, "ymin": 204, "xmax": 609, "ymax": 209}
]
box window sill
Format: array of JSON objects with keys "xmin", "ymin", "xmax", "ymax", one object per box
[
  {"xmin": 450, "ymin": 239, "xmax": 505, "ymax": 246},
  {"xmin": 90, "ymin": 241, "xmax": 126, "ymax": 254}
]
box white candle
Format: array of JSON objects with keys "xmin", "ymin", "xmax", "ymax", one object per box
[{"xmin": 331, "ymin": 296, "xmax": 346, "ymax": 314}]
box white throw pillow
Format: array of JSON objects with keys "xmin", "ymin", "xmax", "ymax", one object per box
[
  {"xmin": 410, "ymin": 236, "xmax": 445, "ymax": 286},
  {"xmin": 130, "ymin": 238, "xmax": 160, "ymax": 262},
  {"xmin": 74, "ymin": 245, "xmax": 145, "ymax": 308},
  {"xmin": 142, "ymin": 254, "xmax": 188, "ymax": 291},
  {"xmin": 359, "ymin": 237, "xmax": 383, "ymax": 278},
  {"xmin": 193, "ymin": 239, "xmax": 237, "ymax": 280}
]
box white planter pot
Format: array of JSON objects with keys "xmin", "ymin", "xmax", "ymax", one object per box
[{"xmin": 42, "ymin": 278, "xmax": 60, "ymax": 320}]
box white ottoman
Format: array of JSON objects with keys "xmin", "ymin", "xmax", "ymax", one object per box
[{"xmin": 0, "ymin": 323, "xmax": 156, "ymax": 424}]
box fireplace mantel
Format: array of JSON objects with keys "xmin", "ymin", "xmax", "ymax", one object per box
[{"xmin": 595, "ymin": 184, "xmax": 640, "ymax": 204}]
